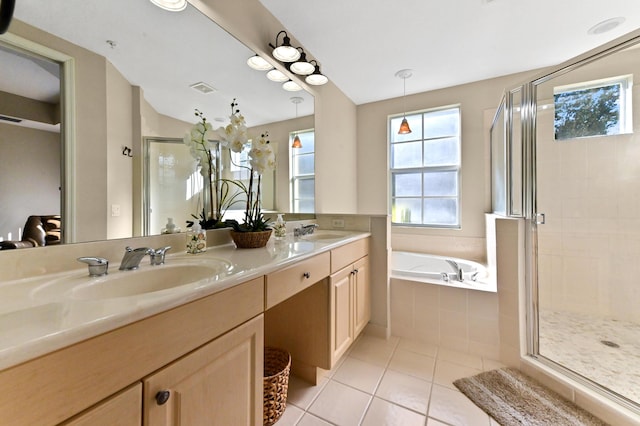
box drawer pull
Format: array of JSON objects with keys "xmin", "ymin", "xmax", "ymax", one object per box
[
  {"xmin": 155, "ymin": 390, "xmax": 171, "ymax": 405},
  {"xmin": 303, "ymin": 272, "xmax": 311, "ymax": 279}
]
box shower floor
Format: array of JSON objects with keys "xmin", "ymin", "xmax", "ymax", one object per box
[{"xmin": 539, "ymin": 310, "xmax": 640, "ymax": 404}]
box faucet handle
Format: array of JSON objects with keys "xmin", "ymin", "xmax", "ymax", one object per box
[
  {"xmin": 77, "ymin": 257, "xmax": 109, "ymax": 277},
  {"xmin": 150, "ymin": 246, "xmax": 171, "ymax": 266}
]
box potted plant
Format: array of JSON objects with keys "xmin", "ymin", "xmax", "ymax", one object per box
[
  {"xmin": 225, "ymin": 130, "xmax": 276, "ymax": 248},
  {"xmin": 183, "ymin": 108, "xmax": 245, "ymax": 229}
]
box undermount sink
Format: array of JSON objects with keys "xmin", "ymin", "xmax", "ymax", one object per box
[
  {"xmin": 302, "ymin": 231, "xmax": 350, "ymax": 241},
  {"xmin": 32, "ymin": 260, "xmax": 232, "ymax": 301}
]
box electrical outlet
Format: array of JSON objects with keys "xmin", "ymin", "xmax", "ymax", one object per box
[
  {"xmin": 111, "ymin": 204, "xmax": 121, "ymax": 217},
  {"xmin": 331, "ymin": 218, "xmax": 345, "ymax": 228}
]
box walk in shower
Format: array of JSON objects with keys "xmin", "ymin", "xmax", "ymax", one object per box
[{"xmin": 491, "ymin": 30, "xmax": 640, "ymax": 412}]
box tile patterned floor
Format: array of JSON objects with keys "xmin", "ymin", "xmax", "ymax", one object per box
[
  {"xmin": 539, "ymin": 310, "xmax": 640, "ymax": 404},
  {"xmin": 275, "ymin": 333, "xmax": 504, "ymax": 426}
]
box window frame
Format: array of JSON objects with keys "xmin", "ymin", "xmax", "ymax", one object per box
[
  {"xmin": 389, "ymin": 106, "xmax": 462, "ymax": 228},
  {"xmin": 289, "ymin": 128, "xmax": 315, "ymax": 213},
  {"xmin": 553, "ymin": 74, "xmax": 633, "ymax": 141}
]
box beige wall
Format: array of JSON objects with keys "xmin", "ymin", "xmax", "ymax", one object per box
[
  {"xmin": 0, "ymin": 123, "xmax": 60, "ymax": 240},
  {"xmin": 191, "ymin": 0, "xmax": 359, "ymax": 215},
  {"xmin": 357, "ymin": 71, "xmax": 538, "ymax": 262}
]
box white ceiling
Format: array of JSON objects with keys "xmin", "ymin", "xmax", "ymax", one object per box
[
  {"xmin": 5, "ymin": 0, "xmax": 640, "ymax": 129},
  {"xmin": 8, "ymin": 0, "xmax": 314, "ymax": 128},
  {"xmin": 259, "ymin": 0, "xmax": 640, "ymax": 104}
]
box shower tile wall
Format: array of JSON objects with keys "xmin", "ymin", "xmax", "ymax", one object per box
[{"xmin": 536, "ymin": 74, "xmax": 640, "ymax": 323}]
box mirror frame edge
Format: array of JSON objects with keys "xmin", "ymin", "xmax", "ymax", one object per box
[{"xmin": 0, "ymin": 31, "xmax": 76, "ymax": 243}]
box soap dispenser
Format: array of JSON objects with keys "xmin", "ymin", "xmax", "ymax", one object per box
[
  {"xmin": 162, "ymin": 217, "xmax": 179, "ymax": 234},
  {"xmin": 273, "ymin": 214, "xmax": 286, "ymax": 239},
  {"xmin": 186, "ymin": 223, "xmax": 206, "ymax": 254}
]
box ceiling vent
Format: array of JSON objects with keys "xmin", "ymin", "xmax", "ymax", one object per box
[
  {"xmin": 0, "ymin": 115, "xmax": 22, "ymax": 123},
  {"xmin": 189, "ymin": 82, "xmax": 216, "ymax": 94}
]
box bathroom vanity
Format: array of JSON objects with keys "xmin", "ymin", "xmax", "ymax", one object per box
[{"xmin": 0, "ymin": 231, "xmax": 370, "ymax": 425}]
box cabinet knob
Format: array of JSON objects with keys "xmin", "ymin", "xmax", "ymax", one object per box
[
  {"xmin": 353, "ymin": 269, "xmax": 359, "ymax": 274},
  {"xmin": 303, "ymin": 272, "xmax": 311, "ymax": 279},
  {"xmin": 155, "ymin": 390, "xmax": 171, "ymax": 405}
]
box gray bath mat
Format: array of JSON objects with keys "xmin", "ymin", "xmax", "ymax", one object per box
[{"xmin": 453, "ymin": 367, "xmax": 608, "ymax": 426}]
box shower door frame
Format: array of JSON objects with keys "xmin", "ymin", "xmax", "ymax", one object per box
[{"xmin": 520, "ymin": 33, "xmax": 640, "ymax": 414}]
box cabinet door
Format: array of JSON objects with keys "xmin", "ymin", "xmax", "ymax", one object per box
[
  {"xmin": 62, "ymin": 383, "xmax": 142, "ymax": 426},
  {"xmin": 353, "ymin": 256, "xmax": 370, "ymax": 337},
  {"xmin": 330, "ymin": 266, "xmax": 354, "ymax": 365},
  {"xmin": 143, "ymin": 315, "xmax": 263, "ymax": 426}
]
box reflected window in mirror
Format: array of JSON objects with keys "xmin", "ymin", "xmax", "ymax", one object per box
[
  {"xmin": 553, "ymin": 75, "xmax": 632, "ymax": 140},
  {"xmin": 290, "ymin": 129, "xmax": 315, "ymax": 213}
]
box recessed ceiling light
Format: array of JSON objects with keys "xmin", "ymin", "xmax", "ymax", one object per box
[
  {"xmin": 588, "ymin": 17, "xmax": 625, "ymax": 35},
  {"xmin": 149, "ymin": 0, "xmax": 187, "ymax": 11},
  {"xmin": 189, "ymin": 82, "xmax": 216, "ymax": 94}
]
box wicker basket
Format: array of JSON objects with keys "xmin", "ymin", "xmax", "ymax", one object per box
[
  {"xmin": 263, "ymin": 347, "xmax": 291, "ymax": 426},
  {"xmin": 230, "ymin": 230, "xmax": 272, "ymax": 249}
]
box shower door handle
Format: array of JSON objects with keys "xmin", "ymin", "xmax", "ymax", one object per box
[{"xmin": 535, "ymin": 213, "xmax": 545, "ymax": 225}]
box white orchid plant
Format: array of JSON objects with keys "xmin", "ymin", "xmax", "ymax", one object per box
[
  {"xmin": 222, "ymin": 99, "xmax": 276, "ymax": 232},
  {"xmin": 184, "ymin": 99, "xmax": 276, "ymax": 232},
  {"xmin": 183, "ymin": 108, "xmax": 244, "ymax": 229}
]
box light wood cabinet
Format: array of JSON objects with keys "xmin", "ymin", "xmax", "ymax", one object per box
[
  {"xmin": 266, "ymin": 238, "xmax": 371, "ymax": 383},
  {"xmin": 330, "ymin": 255, "xmax": 370, "ymax": 365},
  {"xmin": 143, "ymin": 315, "xmax": 263, "ymax": 426},
  {"xmin": 0, "ymin": 277, "xmax": 264, "ymax": 426},
  {"xmin": 61, "ymin": 383, "xmax": 142, "ymax": 426},
  {"xmin": 265, "ymin": 252, "xmax": 330, "ymax": 309}
]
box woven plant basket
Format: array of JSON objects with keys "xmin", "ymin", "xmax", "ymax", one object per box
[
  {"xmin": 263, "ymin": 347, "xmax": 291, "ymax": 426},
  {"xmin": 230, "ymin": 229, "xmax": 272, "ymax": 249}
]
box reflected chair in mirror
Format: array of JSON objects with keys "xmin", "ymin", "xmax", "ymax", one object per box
[{"xmin": 0, "ymin": 215, "xmax": 61, "ymax": 249}]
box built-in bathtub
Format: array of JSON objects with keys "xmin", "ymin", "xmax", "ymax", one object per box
[{"xmin": 391, "ymin": 251, "xmax": 495, "ymax": 292}]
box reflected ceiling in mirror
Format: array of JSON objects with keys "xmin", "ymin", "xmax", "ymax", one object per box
[{"xmin": 12, "ymin": 0, "xmax": 314, "ymax": 125}]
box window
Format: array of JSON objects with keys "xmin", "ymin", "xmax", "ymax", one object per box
[
  {"xmin": 290, "ymin": 129, "xmax": 315, "ymax": 213},
  {"xmin": 554, "ymin": 75, "xmax": 632, "ymax": 140},
  {"xmin": 389, "ymin": 106, "xmax": 461, "ymax": 227}
]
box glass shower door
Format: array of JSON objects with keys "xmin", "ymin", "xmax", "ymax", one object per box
[{"xmin": 532, "ymin": 45, "xmax": 640, "ymax": 406}]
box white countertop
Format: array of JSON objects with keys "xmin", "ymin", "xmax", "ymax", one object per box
[{"xmin": 0, "ymin": 230, "xmax": 370, "ymax": 370}]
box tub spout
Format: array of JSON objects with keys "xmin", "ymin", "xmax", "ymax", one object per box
[{"xmin": 445, "ymin": 259, "xmax": 464, "ymax": 282}]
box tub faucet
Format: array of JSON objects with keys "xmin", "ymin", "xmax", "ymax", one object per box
[
  {"xmin": 445, "ymin": 259, "xmax": 464, "ymax": 282},
  {"xmin": 294, "ymin": 223, "xmax": 319, "ymax": 237},
  {"xmin": 119, "ymin": 246, "xmax": 152, "ymax": 270}
]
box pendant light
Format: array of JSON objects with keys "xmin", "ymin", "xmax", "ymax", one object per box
[
  {"xmin": 290, "ymin": 49, "xmax": 315, "ymax": 75},
  {"xmin": 291, "ymin": 97, "xmax": 303, "ymax": 148},
  {"xmin": 395, "ymin": 69, "xmax": 413, "ymax": 134}
]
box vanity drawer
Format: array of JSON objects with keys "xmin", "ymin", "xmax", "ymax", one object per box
[
  {"xmin": 266, "ymin": 252, "xmax": 330, "ymax": 309},
  {"xmin": 330, "ymin": 238, "xmax": 369, "ymax": 273}
]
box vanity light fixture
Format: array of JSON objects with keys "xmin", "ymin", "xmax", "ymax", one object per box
[
  {"xmin": 266, "ymin": 69, "xmax": 289, "ymax": 82},
  {"xmin": 291, "ymin": 97, "xmax": 303, "ymax": 148},
  {"xmin": 270, "ymin": 31, "xmax": 301, "ymax": 62},
  {"xmin": 290, "ymin": 49, "xmax": 315, "ymax": 76},
  {"xmin": 283, "ymin": 80, "xmax": 302, "ymax": 92},
  {"xmin": 247, "ymin": 54, "xmax": 273, "ymax": 71},
  {"xmin": 305, "ymin": 61, "xmax": 328, "ymax": 86},
  {"xmin": 396, "ymin": 69, "xmax": 413, "ymax": 134},
  {"xmin": 148, "ymin": 0, "xmax": 187, "ymax": 12}
]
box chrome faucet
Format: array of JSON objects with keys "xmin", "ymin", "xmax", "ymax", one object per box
[
  {"xmin": 294, "ymin": 223, "xmax": 319, "ymax": 237},
  {"xmin": 149, "ymin": 246, "xmax": 171, "ymax": 266},
  {"xmin": 119, "ymin": 246, "xmax": 152, "ymax": 270},
  {"xmin": 445, "ymin": 259, "xmax": 464, "ymax": 282},
  {"xmin": 78, "ymin": 257, "xmax": 109, "ymax": 277}
]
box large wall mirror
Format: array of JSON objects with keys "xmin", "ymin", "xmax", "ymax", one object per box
[{"xmin": 0, "ymin": 0, "xmax": 314, "ymax": 250}]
